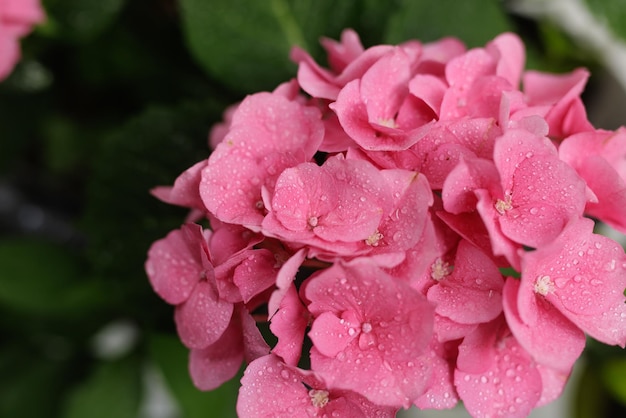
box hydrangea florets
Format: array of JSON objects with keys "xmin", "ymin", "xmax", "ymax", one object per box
[{"xmin": 145, "ymin": 29, "xmax": 626, "ymax": 417}]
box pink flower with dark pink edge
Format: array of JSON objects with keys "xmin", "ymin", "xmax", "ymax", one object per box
[
  {"xmin": 559, "ymin": 127, "xmax": 626, "ymax": 233},
  {"xmin": 0, "ymin": 0, "xmax": 45, "ymax": 80},
  {"xmin": 522, "ymin": 68, "xmax": 594, "ymax": 139},
  {"xmin": 331, "ymin": 46, "xmax": 437, "ymax": 151},
  {"xmin": 200, "ymin": 91, "xmax": 324, "ymax": 230},
  {"xmin": 455, "ymin": 316, "xmax": 543, "ymax": 418},
  {"xmin": 303, "ymin": 260, "xmax": 435, "ymax": 408},
  {"xmin": 189, "ymin": 306, "xmax": 269, "ymax": 391},
  {"xmin": 237, "ymin": 354, "xmax": 397, "ymax": 417},
  {"xmin": 519, "ymin": 217, "xmax": 626, "ymax": 347},
  {"xmin": 427, "ymin": 239, "xmax": 504, "ymax": 325},
  {"xmin": 145, "ymin": 224, "xmax": 233, "ymax": 349}
]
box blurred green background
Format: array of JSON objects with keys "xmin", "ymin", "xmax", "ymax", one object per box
[{"xmin": 0, "ymin": 0, "xmax": 624, "ymax": 417}]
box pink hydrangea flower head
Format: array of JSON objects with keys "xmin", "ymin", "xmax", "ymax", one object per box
[
  {"xmin": 145, "ymin": 28, "xmax": 626, "ymax": 418},
  {"xmin": 0, "ymin": 0, "xmax": 45, "ymax": 80}
]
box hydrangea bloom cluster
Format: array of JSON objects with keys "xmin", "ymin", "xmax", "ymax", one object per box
[
  {"xmin": 0, "ymin": 0, "xmax": 44, "ymax": 80},
  {"xmin": 145, "ymin": 30, "xmax": 626, "ymax": 417}
]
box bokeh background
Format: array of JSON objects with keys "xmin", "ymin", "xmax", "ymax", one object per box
[{"xmin": 1, "ymin": 0, "xmax": 625, "ymax": 417}]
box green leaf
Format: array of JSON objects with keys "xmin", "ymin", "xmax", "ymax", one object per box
[
  {"xmin": 584, "ymin": 0, "xmax": 626, "ymax": 41},
  {"xmin": 178, "ymin": 0, "xmax": 360, "ymax": 93},
  {"xmin": 0, "ymin": 343, "xmax": 67, "ymax": 418},
  {"xmin": 179, "ymin": 0, "xmax": 296, "ymax": 93},
  {"xmin": 149, "ymin": 333, "xmax": 239, "ymax": 418},
  {"xmin": 601, "ymin": 357, "xmax": 626, "ymax": 405},
  {"xmin": 81, "ymin": 101, "xmax": 215, "ymax": 279},
  {"xmin": 42, "ymin": 0, "xmax": 127, "ymax": 42},
  {"xmin": 384, "ymin": 0, "xmax": 513, "ymax": 47},
  {"xmin": 0, "ymin": 239, "xmax": 108, "ymax": 316},
  {"xmin": 62, "ymin": 356, "xmax": 142, "ymax": 418}
]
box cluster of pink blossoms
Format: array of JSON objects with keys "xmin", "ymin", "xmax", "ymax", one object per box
[
  {"xmin": 0, "ymin": 0, "xmax": 44, "ymax": 80},
  {"xmin": 145, "ymin": 30, "xmax": 626, "ymax": 417}
]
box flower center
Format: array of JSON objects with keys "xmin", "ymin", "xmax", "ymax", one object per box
[
  {"xmin": 534, "ymin": 275, "xmax": 554, "ymax": 296},
  {"xmin": 495, "ymin": 193, "xmax": 513, "ymax": 215},
  {"xmin": 309, "ymin": 389, "xmax": 329, "ymax": 408},
  {"xmin": 308, "ymin": 216, "xmax": 319, "ymax": 228},
  {"xmin": 365, "ymin": 230, "xmax": 384, "ymax": 246},
  {"xmin": 431, "ymin": 258, "xmax": 452, "ymax": 281}
]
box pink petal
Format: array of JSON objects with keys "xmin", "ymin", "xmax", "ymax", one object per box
[
  {"xmin": 269, "ymin": 284, "xmax": 309, "ymax": 366},
  {"xmin": 237, "ymin": 354, "xmax": 396, "ymax": 417},
  {"xmin": 150, "ymin": 160, "xmax": 207, "ymax": 211},
  {"xmin": 559, "ymin": 128, "xmax": 626, "ymax": 233},
  {"xmin": 502, "ymin": 277, "xmax": 585, "ymax": 371},
  {"xmin": 427, "ymin": 240, "xmax": 504, "ymax": 324},
  {"xmin": 320, "ymin": 29, "xmax": 365, "ymax": 73},
  {"xmin": 309, "ymin": 311, "xmax": 358, "ymax": 358},
  {"xmin": 174, "ymin": 280, "xmax": 234, "ymax": 349},
  {"xmin": 440, "ymin": 48, "xmax": 497, "ymax": 119},
  {"xmin": 189, "ymin": 315, "xmax": 244, "ymax": 391},
  {"xmin": 200, "ymin": 92, "xmax": 323, "ymax": 228},
  {"xmin": 145, "ymin": 225, "xmax": 209, "ymax": 305},
  {"xmin": 488, "ymin": 32, "xmax": 525, "ymax": 88},
  {"xmin": 305, "ymin": 261, "xmax": 435, "ymax": 407},
  {"xmin": 521, "ymin": 218, "xmax": 626, "ymax": 347},
  {"xmin": 523, "ymin": 68, "xmax": 593, "ymax": 138},
  {"xmin": 455, "ymin": 318, "xmax": 543, "ymax": 418},
  {"xmin": 413, "ymin": 348, "xmax": 459, "ymax": 409},
  {"xmin": 233, "ymin": 249, "xmax": 278, "ymax": 303}
]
